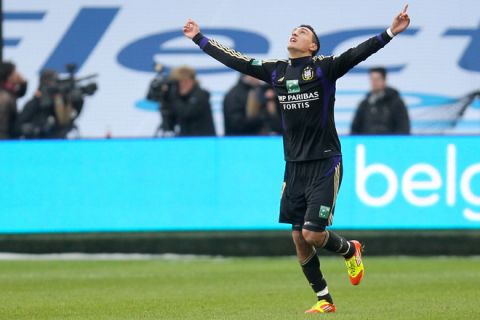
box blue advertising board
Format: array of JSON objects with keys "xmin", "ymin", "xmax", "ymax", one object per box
[{"xmin": 0, "ymin": 136, "xmax": 479, "ymax": 233}]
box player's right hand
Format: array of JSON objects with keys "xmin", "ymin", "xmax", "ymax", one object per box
[
  {"xmin": 183, "ymin": 19, "xmax": 200, "ymax": 39},
  {"xmin": 390, "ymin": 4, "xmax": 410, "ymax": 35}
]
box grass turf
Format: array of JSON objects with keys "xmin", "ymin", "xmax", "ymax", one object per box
[{"xmin": 0, "ymin": 256, "xmax": 479, "ymax": 319}]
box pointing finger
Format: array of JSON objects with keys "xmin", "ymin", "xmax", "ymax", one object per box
[{"xmin": 402, "ymin": 4, "xmax": 409, "ymax": 14}]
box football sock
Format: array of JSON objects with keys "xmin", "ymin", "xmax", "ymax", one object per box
[
  {"xmin": 300, "ymin": 249, "xmax": 333, "ymax": 303},
  {"xmin": 321, "ymin": 231, "xmax": 355, "ymax": 259}
]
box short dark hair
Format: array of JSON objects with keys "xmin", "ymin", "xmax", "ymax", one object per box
[
  {"xmin": 0, "ymin": 62, "xmax": 15, "ymax": 84},
  {"xmin": 299, "ymin": 24, "xmax": 320, "ymax": 56},
  {"xmin": 368, "ymin": 67, "xmax": 387, "ymax": 79}
]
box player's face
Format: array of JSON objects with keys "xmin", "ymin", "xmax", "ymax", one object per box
[{"xmin": 288, "ymin": 27, "xmax": 317, "ymax": 55}]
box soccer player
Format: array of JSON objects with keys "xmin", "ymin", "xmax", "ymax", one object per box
[{"xmin": 183, "ymin": 5, "xmax": 410, "ymax": 313}]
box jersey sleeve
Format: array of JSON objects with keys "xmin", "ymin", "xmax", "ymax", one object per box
[
  {"xmin": 192, "ymin": 33, "xmax": 277, "ymax": 83},
  {"xmin": 322, "ymin": 31, "xmax": 393, "ymax": 81}
]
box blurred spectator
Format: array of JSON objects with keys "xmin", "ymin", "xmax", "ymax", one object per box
[
  {"xmin": 160, "ymin": 66, "xmax": 215, "ymax": 137},
  {"xmin": 351, "ymin": 67, "xmax": 410, "ymax": 135},
  {"xmin": 0, "ymin": 62, "xmax": 28, "ymax": 139},
  {"xmin": 245, "ymin": 85, "xmax": 282, "ymax": 135},
  {"xmin": 223, "ymin": 75, "xmax": 264, "ymax": 135},
  {"xmin": 223, "ymin": 75, "xmax": 281, "ymax": 136},
  {"xmin": 16, "ymin": 70, "xmax": 83, "ymax": 139}
]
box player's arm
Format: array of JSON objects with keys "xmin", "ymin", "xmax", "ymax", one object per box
[
  {"xmin": 183, "ymin": 19, "xmax": 275, "ymax": 83},
  {"xmin": 325, "ymin": 5, "xmax": 411, "ymax": 81}
]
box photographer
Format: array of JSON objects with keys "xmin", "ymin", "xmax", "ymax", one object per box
[
  {"xmin": 16, "ymin": 70, "xmax": 83, "ymax": 139},
  {"xmin": 159, "ymin": 66, "xmax": 216, "ymax": 137},
  {"xmin": 0, "ymin": 62, "xmax": 28, "ymax": 139},
  {"xmin": 223, "ymin": 75, "xmax": 263, "ymax": 136},
  {"xmin": 223, "ymin": 75, "xmax": 282, "ymax": 136},
  {"xmin": 247, "ymin": 85, "xmax": 282, "ymax": 135}
]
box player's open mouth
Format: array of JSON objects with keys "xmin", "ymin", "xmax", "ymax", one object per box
[{"xmin": 290, "ymin": 37, "xmax": 297, "ymax": 42}]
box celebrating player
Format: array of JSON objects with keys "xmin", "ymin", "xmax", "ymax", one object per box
[{"xmin": 183, "ymin": 5, "xmax": 410, "ymax": 314}]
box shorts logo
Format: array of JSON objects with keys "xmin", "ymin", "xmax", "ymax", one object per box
[
  {"xmin": 281, "ymin": 182, "xmax": 286, "ymax": 197},
  {"xmin": 302, "ymin": 66, "xmax": 314, "ymax": 81},
  {"xmin": 251, "ymin": 59, "xmax": 263, "ymax": 66},
  {"xmin": 319, "ymin": 205, "xmax": 331, "ymax": 219},
  {"xmin": 286, "ymin": 80, "xmax": 300, "ymax": 93}
]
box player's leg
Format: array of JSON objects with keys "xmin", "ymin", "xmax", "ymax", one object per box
[
  {"xmin": 292, "ymin": 227, "xmax": 333, "ymax": 304},
  {"xmin": 301, "ymin": 229, "xmax": 355, "ymax": 258},
  {"xmin": 302, "ymin": 228, "xmax": 364, "ymax": 283},
  {"xmin": 279, "ymin": 162, "xmax": 335, "ymax": 313},
  {"xmin": 292, "ymin": 227, "xmax": 336, "ymax": 313},
  {"xmin": 303, "ymin": 157, "xmax": 364, "ymax": 285}
]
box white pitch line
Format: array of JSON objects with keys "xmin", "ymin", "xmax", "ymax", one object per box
[{"xmin": 0, "ymin": 253, "xmax": 229, "ymax": 261}]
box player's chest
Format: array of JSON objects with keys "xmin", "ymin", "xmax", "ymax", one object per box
[
  {"xmin": 273, "ymin": 65, "xmax": 324, "ymax": 113},
  {"xmin": 273, "ymin": 65, "xmax": 320, "ymax": 94}
]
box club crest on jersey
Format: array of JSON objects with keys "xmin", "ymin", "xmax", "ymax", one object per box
[{"xmin": 302, "ymin": 66, "xmax": 314, "ymax": 81}]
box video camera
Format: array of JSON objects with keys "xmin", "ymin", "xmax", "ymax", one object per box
[
  {"xmin": 18, "ymin": 64, "xmax": 99, "ymax": 139},
  {"xmin": 146, "ymin": 63, "xmax": 178, "ymax": 102},
  {"xmin": 40, "ymin": 63, "xmax": 97, "ymax": 104}
]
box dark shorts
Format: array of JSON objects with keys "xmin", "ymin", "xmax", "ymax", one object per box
[{"xmin": 279, "ymin": 156, "xmax": 343, "ymax": 232}]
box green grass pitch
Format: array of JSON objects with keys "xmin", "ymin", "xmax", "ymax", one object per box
[{"xmin": 1, "ymin": 256, "xmax": 479, "ymax": 319}]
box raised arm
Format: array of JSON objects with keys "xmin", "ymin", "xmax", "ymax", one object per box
[
  {"xmin": 183, "ymin": 19, "xmax": 277, "ymax": 83},
  {"xmin": 324, "ymin": 5, "xmax": 411, "ymax": 81}
]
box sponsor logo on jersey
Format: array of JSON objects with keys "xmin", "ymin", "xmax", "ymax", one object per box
[
  {"xmin": 277, "ymin": 91, "xmax": 320, "ymax": 110},
  {"xmin": 278, "ymin": 92, "xmax": 319, "ymax": 102},
  {"xmin": 302, "ymin": 66, "xmax": 314, "ymax": 81},
  {"xmin": 251, "ymin": 59, "xmax": 263, "ymax": 66},
  {"xmin": 286, "ymin": 79, "xmax": 300, "ymax": 93}
]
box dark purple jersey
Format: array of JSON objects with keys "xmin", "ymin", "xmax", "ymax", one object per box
[{"xmin": 193, "ymin": 31, "xmax": 392, "ymax": 161}]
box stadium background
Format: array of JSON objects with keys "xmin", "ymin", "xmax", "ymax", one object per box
[
  {"xmin": 1, "ymin": 1, "xmax": 480, "ymax": 319},
  {"xmin": 5, "ymin": 0, "xmax": 480, "ymax": 137},
  {"xmin": 1, "ymin": 0, "xmax": 479, "ymax": 254}
]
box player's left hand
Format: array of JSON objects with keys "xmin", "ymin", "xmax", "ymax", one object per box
[{"xmin": 390, "ymin": 4, "xmax": 410, "ymax": 35}]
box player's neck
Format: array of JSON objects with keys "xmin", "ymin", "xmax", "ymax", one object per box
[{"xmin": 288, "ymin": 48, "xmax": 312, "ymax": 60}]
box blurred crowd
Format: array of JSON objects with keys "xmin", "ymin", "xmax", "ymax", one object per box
[
  {"xmin": 0, "ymin": 62, "xmax": 93, "ymax": 140},
  {"xmin": 0, "ymin": 61, "xmax": 410, "ymax": 140},
  {"xmin": 149, "ymin": 65, "xmax": 282, "ymax": 138},
  {"xmin": 148, "ymin": 64, "xmax": 410, "ymax": 138}
]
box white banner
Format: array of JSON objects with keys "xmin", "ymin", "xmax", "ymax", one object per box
[{"xmin": 5, "ymin": 0, "xmax": 480, "ymax": 137}]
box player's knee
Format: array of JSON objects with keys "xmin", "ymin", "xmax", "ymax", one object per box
[
  {"xmin": 302, "ymin": 229, "xmax": 327, "ymax": 247},
  {"xmin": 291, "ymin": 230, "xmax": 306, "ymax": 246},
  {"xmin": 301, "ymin": 229, "xmax": 314, "ymax": 244},
  {"xmin": 292, "ymin": 230, "xmax": 314, "ymax": 260},
  {"xmin": 292, "ymin": 231, "xmax": 311, "ymax": 251}
]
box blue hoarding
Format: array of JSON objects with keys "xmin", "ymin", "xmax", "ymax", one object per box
[{"xmin": 0, "ymin": 136, "xmax": 479, "ymax": 233}]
